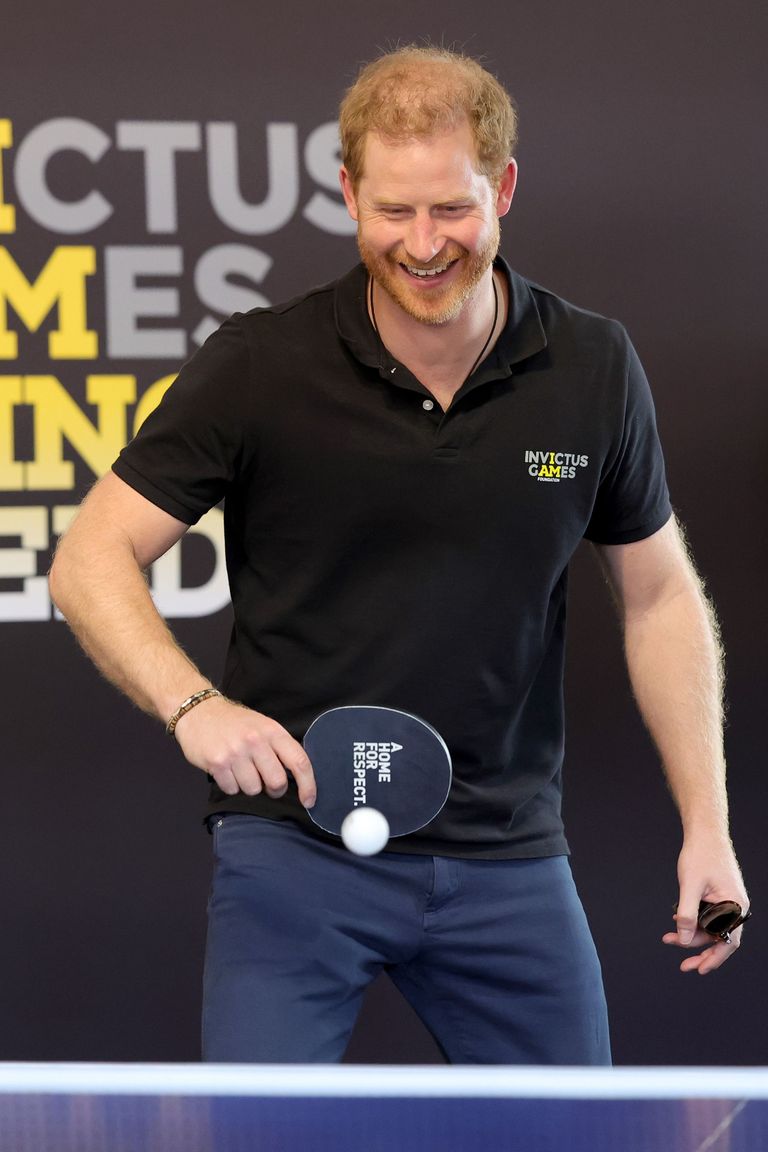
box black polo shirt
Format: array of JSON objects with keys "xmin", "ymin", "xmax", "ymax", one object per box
[{"xmin": 113, "ymin": 258, "xmax": 671, "ymax": 858}]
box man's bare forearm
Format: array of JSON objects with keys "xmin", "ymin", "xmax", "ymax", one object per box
[
  {"xmin": 598, "ymin": 518, "xmax": 730, "ymax": 836},
  {"xmin": 622, "ymin": 570, "xmax": 730, "ymax": 840},
  {"xmin": 49, "ymin": 477, "xmax": 211, "ymax": 724},
  {"xmin": 51, "ymin": 474, "xmax": 317, "ymax": 806}
]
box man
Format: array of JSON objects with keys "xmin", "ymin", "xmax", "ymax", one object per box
[{"xmin": 49, "ymin": 45, "xmax": 748, "ymax": 1064}]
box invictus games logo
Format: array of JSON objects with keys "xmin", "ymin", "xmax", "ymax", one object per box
[
  {"xmin": 352, "ymin": 741, "xmax": 402, "ymax": 806},
  {"xmin": 525, "ymin": 450, "xmax": 589, "ymax": 482}
]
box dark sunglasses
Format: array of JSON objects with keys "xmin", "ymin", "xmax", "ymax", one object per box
[
  {"xmin": 674, "ymin": 900, "xmax": 751, "ymax": 944},
  {"xmin": 698, "ymin": 900, "xmax": 751, "ymax": 943}
]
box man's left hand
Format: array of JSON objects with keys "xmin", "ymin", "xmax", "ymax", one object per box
[{"xmin": 663, "ymin": 836, "xmax": 749, "ymax": 974}]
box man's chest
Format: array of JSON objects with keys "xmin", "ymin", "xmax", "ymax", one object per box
[{"xmin": 231, "ymin": 365, "xmax": 615, "ymax": 572}]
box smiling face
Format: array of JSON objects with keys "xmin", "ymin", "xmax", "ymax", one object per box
[{"xmin": 340, "ymin": 121, "xmax": 516, "ymax": 326}]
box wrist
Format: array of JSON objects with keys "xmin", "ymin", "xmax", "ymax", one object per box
[
  {"xmin": 681, "ymin": 809, "xmax": 731, "ymax": 839},
  {"xmin": 166, "ymin": 687, "xmax": 222, "ymax": 737}
]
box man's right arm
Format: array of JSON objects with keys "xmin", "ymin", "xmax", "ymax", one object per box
[{"xmin": 49, "ymin": 473, "xmax": 316, "ymax": 806}]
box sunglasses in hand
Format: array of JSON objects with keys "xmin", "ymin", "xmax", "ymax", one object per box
[{"xmin": 674, "ymin": 900, "xmax": 751, "ymax": 945}]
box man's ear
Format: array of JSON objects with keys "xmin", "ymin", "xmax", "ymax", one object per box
[
  {"xmin": 495, "ymin": 159, "xmax": 518, "ymax": 218},
  {"xmin": 339, "ymin": 167, "xmax": 359, "ymax": 221}
]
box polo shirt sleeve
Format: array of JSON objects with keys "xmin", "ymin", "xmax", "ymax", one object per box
[
  {"xmin": 112, "ymin": 316, "xmax": 250, "ymax": 525},
  {"xmin": 584, "ymin": 332, "xmax": 672, "ymax": 545}
]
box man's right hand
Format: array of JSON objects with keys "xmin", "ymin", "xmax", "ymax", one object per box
[{"xmin": 173, "ymin": 695, "xmax": 317, "ymax": 808}]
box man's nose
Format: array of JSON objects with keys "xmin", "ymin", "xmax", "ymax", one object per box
[{"xmin": 403, "ymin": 215, "xmax": 445, "ymax": 265}]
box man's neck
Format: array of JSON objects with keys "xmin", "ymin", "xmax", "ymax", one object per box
[{"xmin": 369, "ymin": 267, "xmax": 506, "ymax": 409}]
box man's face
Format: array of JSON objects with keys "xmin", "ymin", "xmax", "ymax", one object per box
[{"xmin": 340, "ymin": 121, "xmax": 516, "ymax": 326}]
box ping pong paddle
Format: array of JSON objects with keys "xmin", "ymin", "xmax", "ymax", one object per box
[{"xmin": 303, "ymin": 705, "xmax": 452, "ymax": 838}]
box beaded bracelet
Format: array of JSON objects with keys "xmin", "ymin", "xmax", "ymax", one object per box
[{"xmin": 166, "ymin": 688, "xmax": 222, "ymax": 737}]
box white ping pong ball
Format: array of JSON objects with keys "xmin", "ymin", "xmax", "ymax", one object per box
[{"xmin": 340, "ymin": 807, "xmax": 390, "ymax": 856}]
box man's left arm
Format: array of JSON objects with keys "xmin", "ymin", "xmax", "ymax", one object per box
[{"xmin": 595, "ymin": 514, "xmax": 749, "ymax": 973}]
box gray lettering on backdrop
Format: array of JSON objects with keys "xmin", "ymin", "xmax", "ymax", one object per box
[
  {"xmin": 116, "ymin": 122, "xmax": 202, "ymax": 234},
  {"xmin": 193, "ymin": 244, "xmax": 272, "ymax": 347},
  {"xmin": 206, "ymin": 122, "xmax": 299, "ymax": 234},
  {"xmin": 13, "ymin": 118, "xmax": 113, "ymax": 233},
  {"xmin": 105, "ymin": 246, "xmax": 186, "ymax": 359}
]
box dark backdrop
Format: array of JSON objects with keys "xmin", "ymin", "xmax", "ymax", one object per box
[{"xmin": 0, "ymin": 0, "xmax": 765, "ymax": 1064}]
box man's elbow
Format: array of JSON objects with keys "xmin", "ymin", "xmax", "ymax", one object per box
[
  {"xmin": 48, "ymin": 534, "xmax": 77, "ymax": 618},
  {"xmin": 48, "ymin": 519, "xmax": 96, "ymax": 617}
]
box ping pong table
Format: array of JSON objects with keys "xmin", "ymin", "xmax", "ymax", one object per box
[{"xmin": 1, "ymin": 1063, "xmax": 766, "ymax": 1152}]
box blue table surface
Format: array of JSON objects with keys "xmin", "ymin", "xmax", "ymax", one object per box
[{"xmin": 1, "ymin": 1065, "xmax": 766, "ymax": 1152}]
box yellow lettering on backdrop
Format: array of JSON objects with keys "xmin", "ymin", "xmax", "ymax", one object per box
[
  {"xmin": 0, "ymin": 375, "xmax": 23, "ymax": 489},
  {"xmin": 0, "ymin": 246, "xmax": 97, "ymax": 359},
  {"xmin": 0, "ymin": 121, "xmax": 15, "ymax": 234},
  {"xmin": 23, "ymin": 374, "xmax": 136, "ymax": 489}
]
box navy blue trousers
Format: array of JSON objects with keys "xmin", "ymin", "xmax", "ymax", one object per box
[{"xmin": 202, "ymin": 815, "xmax": 611, "ymax": 1065}]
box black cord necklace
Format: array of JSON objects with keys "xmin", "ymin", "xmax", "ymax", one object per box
[{"xmin": 368, "ymin": 272, "xmax": 500, "ymax": 384}]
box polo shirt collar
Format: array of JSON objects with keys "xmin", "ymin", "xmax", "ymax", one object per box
[{"xmin": 334, "ymin": 256, "xmax": 547, "ymax": 385}]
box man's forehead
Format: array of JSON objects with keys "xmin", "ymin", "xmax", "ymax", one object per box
[{"xmin": 357, "ymin": 124, "xmax": 486, "ymax": 190}]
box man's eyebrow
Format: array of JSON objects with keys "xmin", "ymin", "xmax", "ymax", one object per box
[{"xmin": 369, "ymin": 194, "xmax": 476, "ymax": 207}]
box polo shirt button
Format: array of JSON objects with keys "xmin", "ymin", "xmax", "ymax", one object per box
[{"xmin": 422, "ymin": 399, "xmax": 434, "ymax": 411}]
